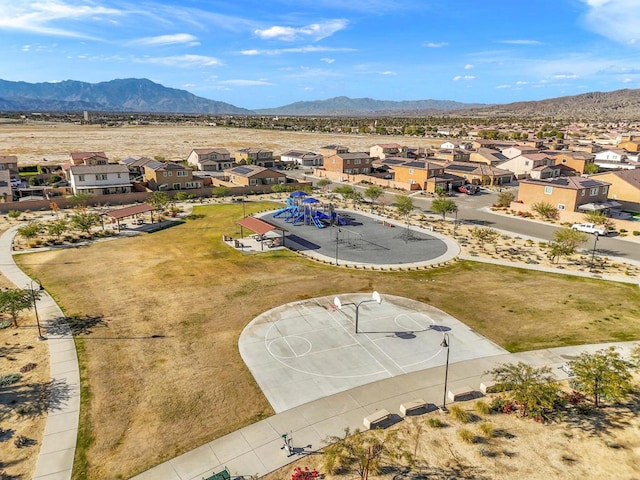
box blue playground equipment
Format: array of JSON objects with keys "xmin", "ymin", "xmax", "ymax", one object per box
[{"xmin": 272, "ymin": 193, "xmax": 344, "ymax": 229}]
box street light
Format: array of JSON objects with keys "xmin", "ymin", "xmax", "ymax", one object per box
[
  {"xmin": 333, "ymin": 291, "xmax": 382, "ymax": 333},
  {"xmin": 440, "ymin": 333, "xmax": 450, "ymax": 413},
  {"xmin": 29, "ymin": 280, "xmax": 45, "ymax": 341},
  {"xmin": 453, "ymin": 209, "xmax": 458, "ymax": 238},
  {"xmin": 334, "ymin": 224, "xmax": 341, "ymax": 266},
  {"xmin": 590, "ymin": 233, "xmax": 599, "ymax": 272}
]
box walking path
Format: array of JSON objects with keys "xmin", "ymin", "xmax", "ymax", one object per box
[
  {"xmin": 0, "ymin": 226, "xmax": 80, "ymax": 480},
  {"xmin": 132, "ymin": 341, "xmax": 638, "ymax": 480}
]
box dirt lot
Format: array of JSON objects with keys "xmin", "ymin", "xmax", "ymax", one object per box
[{"xmin": 0, "ymin": 122, "xmax": 444, "ymax": 165}]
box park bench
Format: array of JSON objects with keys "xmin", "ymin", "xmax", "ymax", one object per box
[
  {"xmin": 447, "ymin": 386, "xmax": 476, "ymax": 402},
  {"xmin": 204, "ymin": 467, "xmax": 230, "ymax": 480},
  {"xmin": 399, "ymin": 398, "xmax": 428, "ymax": 416},
  {"xmin": 363, "ymin": 409, "xmax": 390, "ymax": 429},
  {"xmin": 479, "ymin": 382, "xmax": 496, "ymax": 394}
]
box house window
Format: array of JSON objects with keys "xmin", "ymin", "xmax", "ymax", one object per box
[
  {"xmin": 163, "ymin": 172, "xmax": 168, "ymax": 177},
  {"xmin": 172, "ymin": 183, "xmax": 181, "ymax": 190},
  {"xmin": 581, "ymin": 189, "xmax": 586, "ymax": 196},
  {"xmin": 409, "ymin": 179, "xmax": 415, "ymax": 185},
  {"xmin": 544, "ymin": 186, "xmax": 553, "ymax": 195},
  {"xmin": 96, "ymin": 174, "xmax": 107, "ymax": 181},
  {"xmin": 78, "ymin": 175, "xmax": 85, "ymax": 182},
  {"xmin": 354, "ymin": 159, "xmax": 361, "ymax": 164},
  {"xmin": 590, "ymin": 187, "xmax": 598, "ymax": 196},
  {"xmin": 525, "ymin": 160, "xmax": 531, "ymax": 166},
  {"xmin": 601, "ymin": 186, "xmax": 608, "ymax": 194},
  {"xmin": 117, "ymin": 173, "xmax": 121, "ymax": 178},
  {"xmin": 332, "ymin": 159, "xmax": 336, "ymax": 164},
  {"xmin": 409, "ymin": 168, "xmax": 414, "ymax": 175},
  {"xmin": 177, "ymin": 171, "xmax": 188, "ymax": 177},
  {"xmin": 558, "ymin": 204, "xmax": 566, "ymax": 210},
  {"xmin": 250, "ymin": 179, "xmax": 257, "ymax": 186}
]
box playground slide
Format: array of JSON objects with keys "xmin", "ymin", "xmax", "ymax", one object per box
[
  {"xmin": 284, "ymin": 208, "xmax": 298, "ymax": 222},
  {"xmin": 315, "ymin": 211, "xmax": 330, "ymax": 220},
  {"xmin": 311, "ymin": 215, "xmax": 325, "ymax": 229},
  {"xmin": 273, "ymin": 206, "xmax": 291, "ymax": 218},
  {"xmin": 292, "ymin": 213, "xmax": 305, "ymax": 225}
]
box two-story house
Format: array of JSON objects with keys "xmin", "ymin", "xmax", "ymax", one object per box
[
  {"xmin": 387, "ymin": 159, "xmax": 446, "ymax": 191},
  {"xmin": 594, "ymin": 149, "xmax": 635, "ymax": 170},
  {"xmin": 497, "ymin": 153, "xmax": 554, "ymax": 178},
  {"xmin": 186, "ymin": 148, "xmax": 233, "ymax": 172},
  {"xmin": 369, "ymin": 143, "xmax": 403, "ymax": 160},
  {"xmin": 517, "ymin": 176, "xmax": 613, "ymax": 213},
  {"xmin": 319, "ymin": 145, "xmax": 350, "ymax": 157},
  {"xmin": 143, "ymin": 162, "xmax": 201, "ymax": 191},
  {"xmin": 68, "ymin": 164, "xmax": 132, "ymax": 195},
  {"xmin": 235, "ymin": 148, "xmax": 275, "ymax": 168},
  {"xmin": 280, "ymin": 150, "xmax": 323, "ymax": 167},
  {"xmin": 551, "ymin": 150, "xmax": 595, "ymax": 175},
  {"xmin": 120, "ymin": 156, "xmax": 156, "ymax": 179},
  {"xmin": 501, "ymin": 145, "xmax": 540, "ymax": 159},
  {"xmin": 70, "ymin": 151, "xmax": 109, "ymax": 166},
  {"xmin": 441, "ymin": 162, "xmax": 514, "ymax": 186},
  {"xmin": 224, "ymin": 165, "xmax": 287, "ymax": 186},
  {"xmin": 468, "ymin": 148, "xmax": 508, "ymax": 166},
  {"xmin": 323, "ymin": 152, "xmax": 372, "ymax": 175},
  {"xmin": 436, "ymin": 149, "xmax": 471, "ymax": 162},
  {"xmin": 0, "ymin": 155, "xmax": 19, "ymax": 183},
  {"xmin": 591, "ymin": 170, "xmax": 640, "ymax": 213}
]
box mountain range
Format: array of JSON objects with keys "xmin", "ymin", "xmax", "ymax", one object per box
[{"xmin": 1, "ymin": 78, "xmax": 640, "ymax": 119}]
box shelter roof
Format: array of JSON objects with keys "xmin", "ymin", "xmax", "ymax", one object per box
[{"xmin": 237, "ymin": 216, "xmax": 287, "ymax": 235}]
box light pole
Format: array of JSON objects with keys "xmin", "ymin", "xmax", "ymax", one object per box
[
  {"xmin": 440, "ymin": 333, "xmax": 450, "ymax": 413},
  {"xmin": 334, "ymin": 291, "xmax": 382, "ymax": 333},
  {"xmin": 590, "ymin": 233, "xmax": 599, "ymax": 272},
  {"xmin": 29, "ymin": 280, "xmax": 45, "ymax": 341},
  {"xmin": 453, "ymin": 209, "xmax": 458, "ymax": 238},
  {"xmin": 334, "ymin": 223, "xmax": 341, "ymax": 266}
]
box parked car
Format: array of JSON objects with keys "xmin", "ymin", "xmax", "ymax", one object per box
[
  {"xmin": 458, "ymin": 184, "xmax": 479, "ymax": 195},
  {"xmin": 571, "ymin": 222, "xmax": 607, "ymax": 236}
]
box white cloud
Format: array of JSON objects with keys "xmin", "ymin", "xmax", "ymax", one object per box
[
  {"xmin": 254, "ymin": 19, "xmax": 348, "ymax": 41},
  {"xmin": 464, "ymin": 64, "xmax": 473, "ymax": 70},
  {"xmin": 137, "ymin": 54, "xmax": 221, "ymax": 67},
  {"xmin": 496, "ymin": 84, "xmax": 511, "ymax": 89},
  {"xmin": 622, "ymin": 77, "xmax": 633, "ymax": 83},
  {"xmin": 423, "ymin": 41, "xmax": 447, "ymax": 48},
  {"xmin": 0, "ymin": 1, "xmax": 123, "ymax": 38},
  {"xmin": 453, "ymin": 75, "xmax": 475, "ymax": 81},
  {"xmin": 552, "ymin": 73, "xmax": 578, "ymax": 79},
  {"xmin": 498, "ymin": 39, "xmax": 542, "ymax": 45},
  {"xmin": 239, "ymin": 45, "xmax": 356, "ymax": 56},
  {"xmin": 320, "ymin": 57, "xmax": 335, "ymax": 64},
  {"xmin": 379, "ymin": 70, "xmax": 396, "ymax": 76},
  {"xmin": 218, "ymin": 79, "xmax": 274, "ymax": 86},
  {"xmin": 128, "ymin": 33, "xmax": 199, "ymax": 47},
  {"xmin": 516, "ymin": 80, "xmax": 529, "ymax": 85},
  {"xmin": 580, "ymin": 0, "xmax": 639, "ymax": 45}
]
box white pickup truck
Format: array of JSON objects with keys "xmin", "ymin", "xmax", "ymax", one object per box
[{"xmin": 571, "ymin": 222, "xmax": 607, "ymax": 236}]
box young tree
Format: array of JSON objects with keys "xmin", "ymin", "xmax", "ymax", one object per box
[
  {"xmin": 69, "ymin": 192, "xmax": 91, "ymax": 208},
  {"xmin": 488, "ymin": 362, "xmax": 560, "ymax": 418},
  {"xmin": 583, "ymin": 210, "xmax": 614, "ymax": 230},
  {"xmin": 583, "ymin": 162, "xmax": 599, "ymax": 174},
  {"xmin": 495, "ymin": 191, "xmax": 515, "ymax": 208},
  {"xmin": 317, "ymin": 178, "xmax": 332, "ymax": 192},
  {"xmin": 431, "ymin": 197, "xmax": 458, "ymax": 221},
  {"xmin": 470, "ymin": 226, "xmax": 500, "ymax": 251},
  {"xmin": 568, "ymin": 347, "xmax": 633, "ymax": 407},
  {"xmin": 532, "ymin": 201, "xmax": 559, "ymax": 220},
  {"xmin": 333, "ymin": 185, "xmax": 354, "ymax": 202},
  {"xmin": 70, "ymin": 209, "xmax": 100, "ymax": 236},
  {"xmin": 364, "ymin": 185, "xmax": 384, "ymax": 211},
  {"xmin": 17, "ymin": 221, "xmax": 42, "ymax": 246},
  {"xmin": 395, "ymin": 194, "xmax": 414, "ymax": 240},
  {"xmin": 547, "ymin": 227, "xmax": 587, "ymax": 263},
  {"xmin": 149, "ymin": 191, "xmax": 170, "ymax": 210},
  {"xmin": 212, "ymin": 186, "xmax": 231, "ymax": 198},
  {"xmin": 0, "ymin": 288, "xmax": 38, "ymax": 327},
  {"xmin": 46, "ymin": 218, "xmax": 68, "ymax": 240},
  {"xmin": 323, "ymin": 428, "xmax": 413, "ymax": 480}
]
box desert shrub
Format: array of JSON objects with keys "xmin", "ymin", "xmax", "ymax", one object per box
[
  {"xmin": 8, "ymin": 210, "xmax": 21, "ymax": 220},
  {"xmin": 0, "ymin": 373, "xmax": 21, "ymax": 387},
  {"xmin": 474, "ymin": 400, "xmax": 491, "ymax": 415},
  {"xmin": 426, "ymin": 417, "xmax": 443, "ymax": 428},
  {"xmin": 479, "ymin": 421, "xmax": 495, "ymax": 438},
  {"xmin": 632, "ymin": 231, "xmax": 640, "ymax": 236},
  {"xmin": 19, "ymin": 363, "xmax": 37, "ymax": 373},
  {"xmin": 490, "ymin": 396, "xmax": 518, "ymax": 415},
  {"xmin": 449, "ymin": 405, "xmax": 470, "ymax": 423},
  {"xmin": 458, "ymin": 428, "xmax": 475, "ymax": 443}
]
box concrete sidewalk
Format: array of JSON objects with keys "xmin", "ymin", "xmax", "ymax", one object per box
[
  {"xmin": 131, "ymin": 341, "xmax": 637, "ymax": 480},
  {"xmin": 0, "ymin": 226, "xmax": 80, "ymax": 480}
]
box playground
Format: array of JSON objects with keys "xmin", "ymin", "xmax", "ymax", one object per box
[
  {"xmin": 259, "ymin": 192, "xmax": 457, "ymax": 266},
  {"xmin": 239, "ymin": 294, "xmax": 508, "ymax": 413}
]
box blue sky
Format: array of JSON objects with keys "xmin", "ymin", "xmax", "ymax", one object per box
[{"xmin": 1, "ymin": 0, "xmax": 639, "ymax": 109}]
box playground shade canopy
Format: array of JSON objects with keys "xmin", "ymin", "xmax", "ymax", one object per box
[
  {"xmin": 104, "ymin": 203, "xmax": 155, "ymax": 220},
  {"xmin": 237, "ymin": 216, "xmax": 287, "ymax": 235}
]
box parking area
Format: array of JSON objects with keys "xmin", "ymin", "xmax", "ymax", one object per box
[{"xmin": 239, "ymin": 294, "xmax": 508, "ymax": 413}]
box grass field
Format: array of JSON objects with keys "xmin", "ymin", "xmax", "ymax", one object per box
[{"xmin": 16, "ymin": 201, "xmax": 640, "ymax": 479}]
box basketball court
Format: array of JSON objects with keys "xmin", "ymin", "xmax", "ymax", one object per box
[{"xmin": 239, "ymin": 294, "xmax": 507, "ymax": 413}]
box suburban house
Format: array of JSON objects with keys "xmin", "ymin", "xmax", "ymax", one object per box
[
  {"xmin": 370, "ymin": 143, "xmax": 403, "ymax": 159},
  {"xmin": 143, "ymin": 161, "xmax": 201, "ymax": 191},
  {"xmin": 497, "ymin": 152, "xmax": 554, "ymax": 178},
  {"xmin": 235, "ymin": 148, "xmax": 275, "ymax": 168},
  {"xmin": 439, "ymin": 162, "xmax": 514, "ymax": 186},
  {"xmin": 436, "ymin": 149, "xmax": 470, "ymax": 162},
  {"xmin": 0, "ymin": 170, "xmax": 13, "ymax": 201},
  {"xmin": 0, "ymin": 155, "xmax": 19, "ymax": 181},
  {"xmin": 594, "ymin": 149, "xmax": 636, "ymax": 170},
  {"xmin": 68, "ymin": 164, "xmax": 132, "ymax": 195},
  {"xmin": 529, "ymin": 164, "xmax": 563, "ymax": 180},
  {"xmin": 319, "ymin": 145, "xmax": 350, "ymax": 157},
  {"xmin": 223, "ymin": 165, "xmax": 287, "ymax": 186},
  {"xmin": 468, "ymin": 148, "xmax": 508, "ymax": 166},
  {"xmin": 440, "ymin": 141, "xmax": 456, "ymax": 150},
  {"xmin": 323, "ymin": 152, "xmax": 372, "ymax": 175},
  {"xmin": 120, "ymin": 156, "xmax": 156, "ymax": 178},
  {"xmin": 280, "ymin": 150, "xmax": 323, "ymax": 167},
  {"xmin": 517, "ymin": 176, "xmax": 614, "ymax": 213},
  {"xmin": 591, "ymin": 170, "xmax": 640, "ymax": 212},
  {"xmin": 551, "ymin": 150, "xmax": 595, "ymax": 174},
  {"xmin": 69, "ymin": 151, "xmax": 109, "ymax": 166},
  {"xmin": 617, "ymin": 141, "xmax": 640, "ymax": 153},
  {"xmin": 186, "ymin": 148, "xmax": 233, "ymax": 172},
  {"xmin": 501, "ymin": 145, "xmax": 540, "ymax": 159},
  {"xmin": 385, "ymin": 159, "xmax": 445, "ymax": 191}
]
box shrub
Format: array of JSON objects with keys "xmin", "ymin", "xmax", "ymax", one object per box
[
  {"xmin": 291, "ymin": 467, "xmax": 318, "ymax": 480},
  {"xmin": 619, "ymin": 229, "xmax": 627, "ymax": 233},
  {"xmin": 633, "ymin": 231, "xmax": 640, "ymax": 236},
  {"xmin": 490, "ymin": 396, "xmax": 518, "ymax": 415},
  {"xmin": 0, "ymin": 373, "xmax": 21, "ymax": 387},
  {"xmin": 449, "ymin": 405, "xmax": 471, "ymax": 423},
  {"xmin": 474, "ymin": 400, "xmax": 491, "ymax": 415},
  {"xmin": 458, "ymin": 428, "xmax": 475, "ymax": 443},
  {"xmin": 479, "ymin": 421, "xmax": 495, "ymax": 438},
  {"xmin": 426, "ymin": 417, "xmax": 443, "ymax": 428}
]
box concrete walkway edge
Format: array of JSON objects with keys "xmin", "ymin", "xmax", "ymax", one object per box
[{"xmin": 0, "ymin": 225, "xmax": 80, "ymax": 480}]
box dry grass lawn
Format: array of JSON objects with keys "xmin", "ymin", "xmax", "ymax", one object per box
[{"xmin": 13, "ymin": 202, "xmax": 640, "ymax": 479}]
